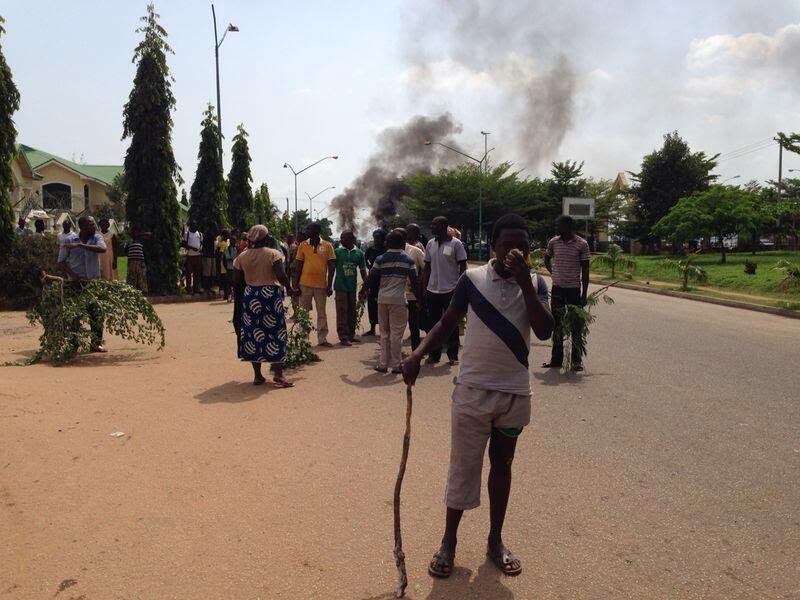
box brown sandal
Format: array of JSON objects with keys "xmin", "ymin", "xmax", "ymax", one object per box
[
  {"xmin": 428, "ymin": 545, "xmax": 455, "ymax": 578},
  {"xmin": 487, "ymin": 545, "xmax": 522, "ymax": 576}
]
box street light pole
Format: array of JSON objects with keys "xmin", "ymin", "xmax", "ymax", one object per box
[
  {"xmin": 305, "ymin": 186, "xmax": 336, "ymax": 216},
  {"xmin": 480, "ymin": 131, "xmax": 490, "ymax": 260},
  {"xmin": 721, "ymin": 175, "xmax": 741, "ymax": 185},
  {"xmin": 424, "ymin": 137, "xmax": 494, "ymax": 260},
  {"xmin": 283, "ymin": 156, "xmax": 339, "ymax": 235},
  {"xmin": 212, "ymin": 5, "xmax": 238, "ymax": 161}
]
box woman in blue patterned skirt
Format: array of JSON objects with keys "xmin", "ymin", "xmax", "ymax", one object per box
[{"xmin": 233, "ymin": 225, "xmax": 299, "ymax": 387}]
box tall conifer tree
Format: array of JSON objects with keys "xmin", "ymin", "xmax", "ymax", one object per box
[
  {"xmin": 226, "ymin": 124, "xmax": 253, "ymax": 231},
  {"xmin": 0, "ymin": 16, "xmax": 21, "ymax": 255},
  {"xmin": 122, "ymin": 4, "xmax": 182, "ymax": 294},
  {"xmin": 188, "ymin": 104, "xmax": 226, "ymax": 231}
]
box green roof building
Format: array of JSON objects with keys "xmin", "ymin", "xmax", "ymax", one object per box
[{"xmin": 11, "ymin": 144, "xmax": 124, "ymax": 228}]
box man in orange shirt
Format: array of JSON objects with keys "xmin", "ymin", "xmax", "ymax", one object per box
[{"xmin": 293, "ymin": 222, "xmax": 336, "ymax": 346}]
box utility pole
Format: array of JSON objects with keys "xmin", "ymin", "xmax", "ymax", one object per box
[{"xmin": 775, "ymin": 135, "xmax": 783, "ymax": 192}]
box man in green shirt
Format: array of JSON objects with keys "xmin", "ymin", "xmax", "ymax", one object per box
[{"xmin": 334, "ymin": 230, "xmax": 368, "ymax": 346}]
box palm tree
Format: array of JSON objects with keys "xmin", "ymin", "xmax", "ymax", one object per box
[
  {"xmin": 591, "ymin": 243, "xmax": 637, "ymax": 278},
  {"xmin": 662, "ymin": 255, "xmax": 707, "ymax": 291},
  {"xmin": 773, "ymin": 259, "xmax": 800, "ymax": 291}
]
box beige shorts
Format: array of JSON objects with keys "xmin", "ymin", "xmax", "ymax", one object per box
[{"xmin": 445, "ymin": 383, "xmax": 531, "ymax": 510}]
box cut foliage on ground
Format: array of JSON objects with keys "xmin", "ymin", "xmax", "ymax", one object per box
[{"xmin": 22, "ymin": 277, "xmax": 165, "ymax": 365}]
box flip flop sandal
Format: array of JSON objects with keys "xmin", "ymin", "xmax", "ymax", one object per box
[
  {"xmin": 272, "ymin": 378, "xmax": 294, "ymax": 388},
  {"xmin": 428, "ymin": 546, "xmax": 455, "ymax": 579},
  {"xmin": 573, "ymin": 364, "xmax": 585, "ymax": 372},
  {"xmin": 253, "ymin": 377, "xmax": 266, "ymax": 386},
  {"xmin": 487, "ymin": 545, "xmax": 522, "ymax": 576}
]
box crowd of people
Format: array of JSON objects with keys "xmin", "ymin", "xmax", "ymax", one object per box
[
  {"xmin": 227, "ymin": 212, "xmax": 591, "ymax": 381},
  {"xmin": 41, "ymin": 210, "xmax": 591, "ymax": 375},
  {"xmin": 226, "ymin": 216, "xmax": 478, "ymax": 386}
]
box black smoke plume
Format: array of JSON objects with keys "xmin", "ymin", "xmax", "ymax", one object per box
[
  {"xmin": 332, "ymin": 1, "xmax": 582, "ymax": 232},
  {"xmin": 404, "ymin": 0, "xmax": 578, "ymax": 169},
  {"xmin": 330, "ymin": 113, "xmax": 463, "ymax": 232}
]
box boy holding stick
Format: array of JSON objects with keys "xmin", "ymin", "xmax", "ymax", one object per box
[{"xmin": 402, "ymin": 214, "xmax": 553, "ymax": 578}]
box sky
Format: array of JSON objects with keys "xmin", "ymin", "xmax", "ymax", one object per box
[{"xmin": 4, "ymin": 0, "xmax": 800, "ymax": 228}]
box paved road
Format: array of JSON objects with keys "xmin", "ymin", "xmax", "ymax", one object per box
[{"xmin": 1, "ymin": 284, "xmax": 799, "ymax": 599}]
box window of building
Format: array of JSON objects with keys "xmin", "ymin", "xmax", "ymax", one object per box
[{"xmin": 42, "ymin": 183, "xmax": 72, "ymax": 210}]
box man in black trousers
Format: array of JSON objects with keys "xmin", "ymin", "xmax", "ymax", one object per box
[{"xmin": 543, "ymin": 215, "xmax": 591, "ymax": 371}]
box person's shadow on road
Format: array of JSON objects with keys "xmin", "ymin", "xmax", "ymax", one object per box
[
  {"xmin": 360, "ymin": 562, "xmax": 515, "ymax": 599},
  {"xmin": 339, "ymin": 361, "xmax": 459, "ymax": 390},
  {"xmin": 533, "ymin": 368, "xmax": 608, "ymax": 387},
  {"xmin": 425, "ymin": 561, "xmax": 515, "ymax": 599},
  {"xmin": 533, "ymin": 367, "xmax": 590, "ymax": 386},
  {"xmin": 339, "ymin": 372, "xmax": 404, "ymax": 389},
  {"xmin": 195, "ymin": 379, "xmax": 303, "ymax": 404},
  {"xmin": 67, "ymin": 350, "xmax": 160, "ymax": 368}
]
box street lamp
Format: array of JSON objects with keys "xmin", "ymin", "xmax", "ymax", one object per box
[
  {"xmin": 283, "ymin": 156, "xmax": 339, "ymax": 234},
  {"xmin": 305, "ymin": 186, "xmax": 336, "ymax": 216},
  {"xmin": 721, "ymin": 175, "xmax": 741, "ymax": 184},
  {"xmin": 313, "ymin": 206, "xmax": 332, "ymax": 220},
  {"xmin": 424, "ymin": 136, "xmax": 494, "ymax": 260},
  {"xmin": 212, "ymin": 4, "xmax": 238, "ymax": 160}
]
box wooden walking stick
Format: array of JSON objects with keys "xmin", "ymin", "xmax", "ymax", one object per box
[{"xmin": 393, "ymin": 385, "xmax": 413, "ymax": 598}]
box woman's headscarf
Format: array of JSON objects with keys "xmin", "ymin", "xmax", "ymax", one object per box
[{"xmin": 247, "ymin": 224, "xmax": 269, "ymax": 244}]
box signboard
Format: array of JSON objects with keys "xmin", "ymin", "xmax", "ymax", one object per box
[{"xmin": 562, "ymin": 197, "xmax": 595, "ymax": 220}]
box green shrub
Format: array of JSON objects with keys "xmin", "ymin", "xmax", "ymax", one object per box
[
  {"xmin": 744, "ymin": 259, "xmax": 757, "ymax": 275},
  {"xmin": 773, "ymin": 259, "xmax": 800, "ymax": 291},
  {"xmin": 0, "ymin": 235, "xmax": 60, "ymax": 308}
]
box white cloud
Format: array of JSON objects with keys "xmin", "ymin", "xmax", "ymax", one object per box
[{"xmin": 687, "ymin": 23, "xmax": 800, "ymax": 81}]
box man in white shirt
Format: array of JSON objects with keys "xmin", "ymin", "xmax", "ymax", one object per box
[
  {"xmin": 57, "ymin": 221, "xmax": 73, "ymax": 249},
  {"xmin": 422, "ymin": 216, "xmax": 467, "ymax": 365},
  {"xmin": 58, "ymin": 216, "xmax": 109, "ymax": 352},
  {"xmin": 183, "ymin": 221, "xmax": 203, "ymax": 294}
]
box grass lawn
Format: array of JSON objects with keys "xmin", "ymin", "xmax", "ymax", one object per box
[{"xmin": 590, "ymin": 250, "xmax": 800, "ymax": 307}]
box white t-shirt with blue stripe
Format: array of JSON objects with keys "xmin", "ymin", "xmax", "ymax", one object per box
[{"xmin": 450, "ymin": 262, "xmax": 549, "ymax": 396}]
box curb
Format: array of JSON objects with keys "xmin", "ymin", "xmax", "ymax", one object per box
[{"xmin": 590, "ymin": 278, "xmax": 800, "ymax": 320}]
